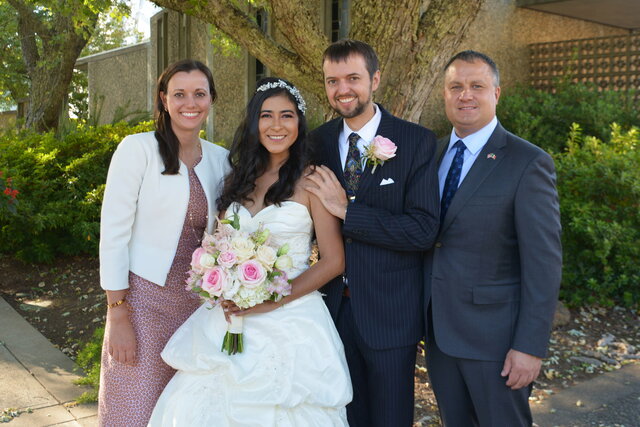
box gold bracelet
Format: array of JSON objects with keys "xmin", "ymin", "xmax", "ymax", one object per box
[{"xmin": 107, "ymin": 298, "xmax": 126, "ymax": 309}]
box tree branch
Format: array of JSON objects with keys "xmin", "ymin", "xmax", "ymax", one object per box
[
  {"xmin": 6, "ymin": 0, "xmax": 47, "ymax": 71},
  {"xmin": 151, "ymin": 0, "xmax": 326, "ymax": 99},
  {"xmin": 269, "ymin": 0, "xmax": 328, "ymax": 71}
]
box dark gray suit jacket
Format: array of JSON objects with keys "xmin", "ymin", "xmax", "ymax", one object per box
[
  {"xmin": 424, "ymin": 122, "xmax": 562, "ymax": 361},
  {"xmin": 312, "ymin": 105, "xmax": 440, "ymax": 349}
]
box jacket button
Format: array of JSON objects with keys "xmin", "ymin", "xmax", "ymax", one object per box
[
  {"xmin": 346, "ymin": 238, "xmax": 352, "ymax": 244},
  {"xmin": 435, "ymin": 242, "xmax": 442, "ymax": 248}
]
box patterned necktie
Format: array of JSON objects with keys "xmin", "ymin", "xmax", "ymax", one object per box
[
  {"xmin": 440, "ymin": 140, "xmax": 466, "ymax": 222},
  {"xmin": 344, "ymin": 132, "xmax": 362, "ymax": 200}
]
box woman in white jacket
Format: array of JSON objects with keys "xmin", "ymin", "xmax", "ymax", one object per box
[{"xmin": 97, "ymin": 59, "xmax": 228, "ymax": 426}]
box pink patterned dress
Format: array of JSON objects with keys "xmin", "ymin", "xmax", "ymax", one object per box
[{"xmin": 98, "ymin": 160, "xmax": 207, "ymax": 427}]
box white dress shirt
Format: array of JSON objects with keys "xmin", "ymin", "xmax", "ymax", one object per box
[
  {"xmin": 338, "ymin": 104, "xmax": 382, "ymax": 169},
  {"xmin": 438, "ymin": 117, "xmax": 498, "ymax": 198}
]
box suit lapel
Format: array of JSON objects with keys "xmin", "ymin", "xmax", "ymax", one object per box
[
  {"xmin": 436, "ymin": 137, "xmax": 449, "ymax": 165},
  {"xmin": 355, "ymin": 105, "xmax": 393, "ymax": 197},
  {"xmin": 440, "ymin": 124, "xmax": 508, "ymax": 233}
]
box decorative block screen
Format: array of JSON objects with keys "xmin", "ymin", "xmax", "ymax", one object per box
[{"xmin": 529, "ymin": 34, "xmax": 640, "ymax": 94}]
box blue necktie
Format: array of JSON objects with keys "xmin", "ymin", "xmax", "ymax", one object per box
[
  {"xmin": 440, "ymin": 140, "xmax": 466, "ymax": 222},
  {"xmin": 344, "ymin": 132, "xmax": 362, "ymax": 201}
]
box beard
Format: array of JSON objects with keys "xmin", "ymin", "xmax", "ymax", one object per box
[
  {"xmin": 331, "ymin": 83, "xmax": 374, "ymax": 119},
  {"xmin": 332, "ymin": 97, "xmax": 369, "ymax": 119}
]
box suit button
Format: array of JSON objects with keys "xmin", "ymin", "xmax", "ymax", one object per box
[
  {"xmin": 435, "ymin": 242, "xmax": 442, "ymax": 248},
  {"xmin": 346, "ymin": 238, "xmax": 352, "ymax": 244}
]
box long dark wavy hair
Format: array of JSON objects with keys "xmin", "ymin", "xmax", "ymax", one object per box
[
  {"xmin": 217, "ymin": 77, "xmax": 309, "ymax": 212},
  {"xmin": 154, "ymin": 59, "xmax": 217, "ymax": 175}
]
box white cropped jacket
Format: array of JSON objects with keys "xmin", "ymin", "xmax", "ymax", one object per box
[{"xmin": 99, "ymin": 132, "xmax": 229, "ymax": 291}]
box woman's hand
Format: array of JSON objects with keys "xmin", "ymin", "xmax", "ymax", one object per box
[
  {"xmin": 106, "ymin": 304, "xmax": 137, "ymax": 365},
  {"xmin": 236, "ymin": 300, "xmax": 281, "ymax": 316},
  {"xmin": 221, "ymin": 299, "xmax": 242, "ymax": 323}
]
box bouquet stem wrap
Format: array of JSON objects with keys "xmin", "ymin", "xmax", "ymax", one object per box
[{"xmin": 222, "ymin": 315, "xmax": 244, "ymax": 355}]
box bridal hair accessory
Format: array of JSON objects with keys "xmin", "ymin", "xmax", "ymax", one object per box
[{"xmin": 256, "ymin": 80, "xmax": 307, "ymax": 114}]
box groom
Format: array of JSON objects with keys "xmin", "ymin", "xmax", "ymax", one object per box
[{"xmin": 306, "ymin": 39, "xmax": 439, "ymax": 426}]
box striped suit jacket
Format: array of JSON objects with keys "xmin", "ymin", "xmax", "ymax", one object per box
[{"xmin": 311, "ymin": 105, "xmax": 440, "ymax": 349}]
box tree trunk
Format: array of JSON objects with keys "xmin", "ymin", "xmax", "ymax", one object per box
[
  {"xmin": 8, "ymin": 0, "xmax": 97, "ymax": 132},
  {"xmin": 152, "ymin": 0, "xmax": 485, "ymax": 122}
]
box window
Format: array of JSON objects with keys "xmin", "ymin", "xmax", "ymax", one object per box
[
  {"xmin": 178, "ymin": 13, "xmax": 192, "ymax": 60},
  {"xmin": 156, "ymin": 11, "xmax": 169, "ymax": 78},
  {"xmin": 324, "ymin": 0, "xmax": 350, "ymax": 42},
  {"xmin": 248, "ymin": 8, "xmax": 270, "ymax": 94}
]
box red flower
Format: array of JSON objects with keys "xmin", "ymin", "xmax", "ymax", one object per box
[
  {"xmin": 3, "ymin": 188, "xmax": 11, "ymax": 196},
  {"xmin": 11, "ymin": 189, "xmax": 19, "ymax": 199}
]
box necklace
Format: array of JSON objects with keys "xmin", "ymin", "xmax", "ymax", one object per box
[{"xmin": 180, "ymin": 141, "xmax": 203, "ymax": 168}]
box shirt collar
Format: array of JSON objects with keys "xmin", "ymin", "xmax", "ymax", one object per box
[
  {"xmin": 342, "ymin": 104, "xmax": 382, "ymax": 143},
  {"xmin": 448, "ymin": 116, "xmax": 498, "ymax": 155}
]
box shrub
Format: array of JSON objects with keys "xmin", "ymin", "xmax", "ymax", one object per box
[
  {"xmin": 556, "ymin": 123, "xmax": 640, "ymax": 307},
  {"xmin": 498, "ymin": 82, "xmax": 638, "ymax": 153},
  {"xmin": 0, "ymin": 122, "xmax": 153, "ymax": 262},
  {"xmin": 74, "ymin": 326, "xmax": 104, "ymax": 403},
  {"xmin": 0, "ymin": 169, "xmax": 19, "ymax": 216}
]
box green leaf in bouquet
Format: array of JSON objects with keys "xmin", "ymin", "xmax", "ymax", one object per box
[
  {"xmin": 219, "ymin": 213, "xmax": 241, "ymax": 230},
  {"xmin": 277, "ymin": 243, "xmax": 289, "ymax": 256}
]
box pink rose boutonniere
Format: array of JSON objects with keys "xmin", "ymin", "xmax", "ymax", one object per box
[{"xmin": 364, "ymin": 135, "xmax": 397, "ymax": 173}]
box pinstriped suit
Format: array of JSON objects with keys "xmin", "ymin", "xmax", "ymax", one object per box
[{"xmin": 312, "ymin": 105, "xmax": 439, "ymax": 426}]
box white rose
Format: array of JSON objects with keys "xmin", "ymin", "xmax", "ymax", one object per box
[
  {"xmin": 231, "ymin": 236, "xmax": 255, "ymax": 261},
  {"xmin": 222, "ymin": 274, "xmax": 241, "ymax": 300},
  {"xmin": 274, "ymin": 254, "xmax": 293, "ymax": 271},
  {"xmin": 199, "ymin": 253, "xmax": 217, "ymax": 269},
  {"xmin": 255, "ymin": 245, "xmax": 277, "ymax": 270}
]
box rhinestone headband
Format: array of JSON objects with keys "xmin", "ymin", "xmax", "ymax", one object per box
[{"xmin": 256, "ymin": 80, "xmax": 307, "ymax": 114}]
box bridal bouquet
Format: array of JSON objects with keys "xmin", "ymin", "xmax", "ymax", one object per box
[{"xmin": 186, "ymin": 214, "xmax": 293, "ymax": 354}]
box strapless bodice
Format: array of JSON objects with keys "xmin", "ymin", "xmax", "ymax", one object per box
[{"xmin": 227, "ymin": 201, "xmax": 313, "ymax": 278}]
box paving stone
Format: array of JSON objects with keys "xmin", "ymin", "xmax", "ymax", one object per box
[
  {"xmin": 5, "ymin": 404, "xmax": 74, "ymax": 427},
  {"xmin": 0, "ymin": 342, "xmax": 56, "ymax": 410}
]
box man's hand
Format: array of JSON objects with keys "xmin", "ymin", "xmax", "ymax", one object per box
[
  {"xmin": 304, "ymin": 166, "xmax": 348, "ymax": 220},
  {"xmin": 501, "ymin": 349, "xmax": 542, "ymax": 389}
]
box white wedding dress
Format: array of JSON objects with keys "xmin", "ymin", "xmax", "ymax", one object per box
[{"xmin": 149, "ymin": 201, "xmax": 352, "ymax": 426}]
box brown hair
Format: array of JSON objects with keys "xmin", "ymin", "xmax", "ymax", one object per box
[
  {"xmin": 154, "ymin": 59, "xmax": 217, "ymax": 175},
  {"xmin": 322, "ymin": 39, "xmax": 379, "ymax": 78}
]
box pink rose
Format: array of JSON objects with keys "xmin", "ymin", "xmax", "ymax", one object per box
[
  {"xmin": 217, "ymin": 250, "xmax": 237, "ymax": 268},
  {"xmin": 202, "ymin": 267, "xmax": 227, "ymax": 297},
  {"xmin": 371, "ymin": 136, "xmax": 397, "ymax": 161},
  {"xmin": 191, "ymin": 247, "xmax": 207, "ymax": 271},
  {"xmin": 238, "ymin": 260, "xmax": 266, "ymax": 288}
]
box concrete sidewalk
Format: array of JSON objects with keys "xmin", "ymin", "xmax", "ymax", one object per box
[
  {"xmin": 0, "ymin": 296, "xmax": 97, "ymax": 426},
  {"xmin": 1, "ymin": 293, "xmax": 639, "ymax": 427},
  {"xmin": 532, "ymin": 362, "xmax": 640, "ymax": 427}
]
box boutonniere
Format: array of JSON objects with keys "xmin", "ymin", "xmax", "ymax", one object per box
[
  {"xmin": 363, "ymin": 135, "xmax": 397, "ymax": 174},
  {"xmin": 487, "ymin": 153, "xmax": 496, "ymax": 160}
]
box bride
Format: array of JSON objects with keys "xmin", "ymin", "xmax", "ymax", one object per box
[{"xmin": 149, "ymin": 78, "xmax": 352, "ymax": 426}]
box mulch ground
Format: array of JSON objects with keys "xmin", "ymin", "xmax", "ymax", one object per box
[{"xmin": 0, "ymin": 254, "xmax": 638, "ymax": 426}]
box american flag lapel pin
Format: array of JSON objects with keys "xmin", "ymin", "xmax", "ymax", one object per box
[{"xmin": 487, "ymin": 153, "xmax": 496, "ymax": 160}]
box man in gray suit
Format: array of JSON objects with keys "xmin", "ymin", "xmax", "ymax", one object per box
[{"xmin": 424, "ymin": 50, "xmax": 562, "ymax": 426}]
